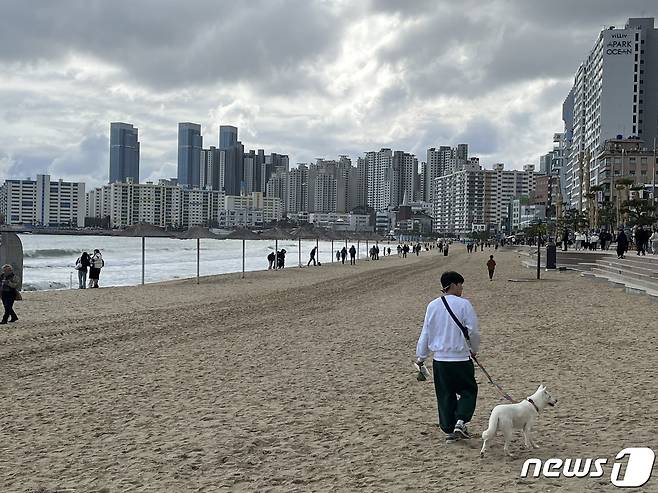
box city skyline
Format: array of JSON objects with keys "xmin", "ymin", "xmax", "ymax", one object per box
[{"xmin": 1, "ymin": 1, "xmax": 656, "ymax": 189}]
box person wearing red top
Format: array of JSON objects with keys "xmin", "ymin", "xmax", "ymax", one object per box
[{"xmin": 486, "ymin": 255, "xmax": 496, "ymax": 281}]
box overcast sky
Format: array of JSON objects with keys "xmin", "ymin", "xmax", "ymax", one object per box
[{"xmin": 0, "ymin": 0, "xmax": 656, "ymax": 188}]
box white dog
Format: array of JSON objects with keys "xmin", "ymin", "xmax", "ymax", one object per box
[{"xmin": 480, "ymin": 385, "xmax": 557, "ymax": 457}]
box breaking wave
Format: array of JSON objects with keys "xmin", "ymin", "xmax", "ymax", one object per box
[{"xmin": 24, "ymin": 248, "xmax": 81, "ymax": 258}]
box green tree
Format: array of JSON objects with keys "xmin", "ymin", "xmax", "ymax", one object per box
[
  {"xmin": 598, "ymin": 201, "xmax": 616, "ymax": 230},
  {"xmin": 621, "ymin": 198, "xmax": 655, "ymax": 227}
]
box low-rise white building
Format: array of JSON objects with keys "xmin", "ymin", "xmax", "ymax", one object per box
[
  {"xmin": 224, "ymin": 192, "xmax": 283, "ymax": 226},
  {"xmin": 307, "ymin": 212, "xmax": 372, "ymax": 232},
  {"xmin": 219, "ymin": 209, "xmax": 264, "ymax": 228}
]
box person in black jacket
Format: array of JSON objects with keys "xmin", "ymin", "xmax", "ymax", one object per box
[
  {"xmin": 349, "ymin": 244, "xmax": 356, "ymax": 265},
  {"xmin": 616, "ymin": 229, "xmax": 629, "ymax": 259},
  {"xmin": 0, "ymin": 264, "xmax": 20, "ymax": 324},
  {"xmin": 340, "ymin": 246, "xmax": 347, "ymax": 264},
  {"xmin": 76, "ymin": 251, "xmax": 91, "ymax": 289}
]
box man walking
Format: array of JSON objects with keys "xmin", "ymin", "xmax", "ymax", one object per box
[
  {"xmin": 486, "ymin": 255, "xmax": 496, "ymax": 281},
  {"xmin": 415, "ymin": 271, "xmax": 480, "ymax": 443},
  {"xmin": 349, "ymin": 244, "xmax": 356, "ymax": 265},
  {"xmin": 307, "ymin": 246, "xmax": 317, "ymax": 266}
]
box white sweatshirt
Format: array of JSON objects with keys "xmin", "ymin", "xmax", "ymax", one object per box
[{"xmin": 416, "ymin": 295, "xmax": 480, "ymax": 362}]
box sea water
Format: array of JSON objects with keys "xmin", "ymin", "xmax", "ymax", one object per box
[{"xmin": 19, "ymin": 234, "xmax": 375, "ymax": 290}]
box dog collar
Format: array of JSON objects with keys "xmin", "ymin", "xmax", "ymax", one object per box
[{"xmin": 527, "ymin": 398, "xmax": 540, "ymax": 413}]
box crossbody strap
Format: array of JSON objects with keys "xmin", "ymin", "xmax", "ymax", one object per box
[{"xmin": 441, "ymin": 296, "xmax": 470, "ymax": 342}]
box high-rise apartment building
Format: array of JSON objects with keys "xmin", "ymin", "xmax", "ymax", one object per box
[
  {"xmin": 177, "ymin": 123, "xmax": 203, "ymax": 188},
  {"xmin": 424, "ymin": 145, "xmax": 468, "ymax": 202},
  {"xmin": 394, "ymin": 151, "xmax": 418, "ymax": 207},
  {"xmin": 355, "ymin": 157, "xmax": 368, "ymax": 210},
  {"xmin": 109, "ymin": 122, "xmax": 140, "ymax": 183},
  {"xmin": 262, "ymin": 153, "xmax": 289, "ymax": 196},
  {"xmin": 86, "ymin": 179, "xmax": 224, "ymax": 229},
  {"xmin": 218, "ymin": 125, "xmax": 243, "ymax": 195},
  {"xmin": 265, "ymin": 168, "xmax": 288, "ymax": 212},
  {"xmin": 366, "ymin": 149, "xmax": 396, "ymax": 210},
  {"xmin": 219, "ymin": 125, "xmax": 238, "ymax": 148},
  {"xmin": 563, "ymin": 18, "xmax": 658, "ymax": 209},
  {"xmin": 200, "ymin": 146, "xmax": 222, "ymax": 191},
  {"xmin": 433, "ymin": 163, "xmax": 538, "ymax": 235},
  {"xmin": 1, "ymin": 175, "xmax": 85, "ymax": 227},
  {"xmin": 286, "ymin": 165, "xmax": 308, "ymax": 214}
]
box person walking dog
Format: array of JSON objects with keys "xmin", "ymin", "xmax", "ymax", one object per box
[{"xmin": 415, "ymin": 271, "xmax": 480, "ymax": 443}]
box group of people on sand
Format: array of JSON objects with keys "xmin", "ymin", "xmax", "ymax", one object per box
[
  {"xmin": 74, "ymin": 249, "xmax": 104, "ymax": 288},
  {"xmin": 267, "ymin": 249, "xmax": 287, "ymax": 269},
  {"xmin": 335, "ymin": 245, "xmax": 358, "ymax": 265}
]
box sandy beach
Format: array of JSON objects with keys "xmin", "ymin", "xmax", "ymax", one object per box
[{"xmin": 1, "ymin": 247, "xmax": 657, "ymax": 492}]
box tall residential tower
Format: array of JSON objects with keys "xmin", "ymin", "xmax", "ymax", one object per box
[{"xmin": 109, "ymin": 122, "xmax": 140, "ymax": 183}]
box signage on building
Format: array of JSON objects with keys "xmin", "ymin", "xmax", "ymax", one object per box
[{"xmin": 606, "ymin": 33, "xmax": 632, "ymax": 55}]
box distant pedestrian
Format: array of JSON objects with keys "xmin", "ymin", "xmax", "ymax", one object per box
[
  {"xmin": 397, "ymin": 245, "xmax": 402, "ymax": 256},
  {"xmin": 0, "ymin": 264, "xmax": 20, "ymax": 325},
  {"xmin": 402, "ymin": 244, "xmax": 409, "ymax": 258},
  {"xmin": 387, "ymin": 247, "xmax": 391, "ymax": 256},
  {"xmin": 375, "ymin": 245, "xmax": 380, "ymax": 260},
  {"xmin": 277, "ymin": 249, "xmax": 287, "ymax": 269},
  {"xmin": 635, "ymin": 226, "xmax": 648, "ymax": 256},
  {"xmin": 336, "ymin": 250, "xmax": 341, "ymax": 262},
  {"xmin": 75, "ymin": 251, "xmax": 91, "ymax": 289},
  {"xmin": 267, "ymin": 251, "xmax": 276, "ymax": 269},
  {"xmin": 443, "ymin": 244, "xmax": 449, "ymax": 256},
  {"xmin": 340, "ymin": 246, "xmax": 347, "ymax": 264},
  {"xmin": 308, "ymin": 246, "xmax": 317, "ymax": 266},
  {"xmin": 651, "ymin": 230, "xmax": 658, "ymax": 255},
  {"xmin": 486, "ymin": 255, "xmax": 496, "ymax": 281},
  {"xmin": 349, "ymin": 244, "xmax": 356, "ymax": 265},
  {"xmin": 89, "ymin": 249, "xmax": 103, "ymax": 288},
  {"xmin": 616, "ymin": 229, "xmax": 628, "ymax": 259}
]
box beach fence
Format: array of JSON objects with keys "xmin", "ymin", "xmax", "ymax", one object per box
[{"xmin": 128, "ymin": 236, "xmax": 375, "ymax": 288}]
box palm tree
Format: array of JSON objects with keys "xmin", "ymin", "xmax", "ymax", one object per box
[
  {"xmin": 588, "ymin": 185, "xmax": 605, "ymax": 228},
  {"xmin": 614, "ymin": 178, "xmax": 634, "ymax": 227}
]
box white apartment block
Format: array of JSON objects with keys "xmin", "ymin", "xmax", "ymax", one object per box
[
  {"xmin": 86, "ymin": 180, "xmax": 224, "ymax": 229},
  {"xmin": 366, "ymin": 148, "xmax": 417, "ymax": 211},
  {"xmin": 286, "ymin": 165, "xmax": 307, "ymax": 214},
  {"xmin": 366, "ymin": 149, "xmax": 394, "ymax": 211},
  {"xmin": 356, "ymin": 157, "xmax": 368, "ymax": 210},
  {"xmin": 219, "ymin": 209, "xmax": 264, "ymax": 229},
  {"xmin": 424, "ymin": 145, "xmax": 468, "ymax": 203},
  {"xmin": 265, "ymin": 169, "xmax": 288, "ymax": 213},
  {"xmin": 433, "ymin": 163, "xmax": 538, "ymax": 235},
  {"xmin": 225, "ymin": 192, "xmax": 283, "ymax": 225},
  {"xmin": 307, "ymin": 212, "xmax": 372, "ymax": 232},
  {"xmin": 563, "ymin": 17, "xmax": 658, "ymax": 210},
  {"xmin": 1, "ymin": 175, "xmax": 85, "ymax": 227},
  {"xmin": 395, "ymin": 151, "xmax": 418, "ymax": 209}
]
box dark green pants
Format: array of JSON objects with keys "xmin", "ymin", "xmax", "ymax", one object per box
[{"xmin": 432, "ymin": 359, "xmax": 478, "ymax": 434}]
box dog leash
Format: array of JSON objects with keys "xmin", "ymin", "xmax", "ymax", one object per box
[
  {"xmin": 470, "ymin": 353, "xmax": 516, "ymax": 402},
  {"xmin": 440, "ymin": 296, "xmax": 517, "ymax": 403}
]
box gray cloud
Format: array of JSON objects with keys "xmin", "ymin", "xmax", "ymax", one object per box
[
  {"xmin": 0, "ymin": 0, "xmax": 343, "ymax": 94},
  {"xmin": 0, "ymin": 0, "xmax": 655, "ymax": 187}
]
